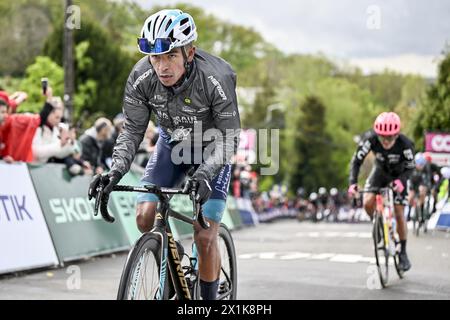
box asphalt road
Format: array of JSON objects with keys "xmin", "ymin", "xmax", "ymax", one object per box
[{"xmin": 1, "ymin": 219, "xmax": 449, "ymax": 300}]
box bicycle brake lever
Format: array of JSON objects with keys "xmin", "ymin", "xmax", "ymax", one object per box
[
  {"xmin": 190, "ymin": 190, "xmax": 209, "ymax": 229},
  {"xmin": 94, "ymin": 184, "xmax": 103, "ymax": 217},
  {"xmin": 93, "ymin": 182, "xmax": 115, "ymax": 223}
]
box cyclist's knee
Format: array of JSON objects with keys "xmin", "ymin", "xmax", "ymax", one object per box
[
  {"xmin": 194, "ymin": 222, "xmax": 219, "ymax": 254},
  {"xmin": 136, "ymin": 202, "xmax": 157, "ymax": 233},
  {"xmin": 363, "ymin": 193, "xmax": 376, "ymax": 215}
]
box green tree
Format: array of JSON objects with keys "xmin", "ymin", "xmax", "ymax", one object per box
[
  {"xmin": 0, "ymin": 0, "xmax": 58, "ymax": 76},
  {"xmin": 43, "ymin": 19, "xmax": 134, "ymax": 119},
  {"xmin": 18, "ymin": 56, "xmax": 64, "ymax": 113},
  {"xmin": 413, "ymin": 50, "xmax": 450, "ymax": 145},
  {"xmin": 289, "ymin": 96, "xmax": 332, "ymax": 193},
  {"xmin": 243, "ymin": 76, "xmax": 277, "ymax": 128}
]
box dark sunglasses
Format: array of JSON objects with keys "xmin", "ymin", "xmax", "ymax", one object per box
[
  {"xmin": 137, "ymin": 38, "xmax": 173, "ymax": 55},
  {"xmin": 378, "ymin": 134, "xmax": 398, "ymax": 143}
]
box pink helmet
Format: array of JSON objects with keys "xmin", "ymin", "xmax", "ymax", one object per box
[{"xmin": 373, "ymin": 112, "xmax": 401, "ymax": 135}]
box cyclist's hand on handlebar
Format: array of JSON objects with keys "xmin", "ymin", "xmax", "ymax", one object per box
[
  {"xmin": 183, "ymin": 172, "xmax": 212, "ymax": 205},
  {"xmin": 393, "ymin": 179, "xmax": 404, "ymax": 194},
  {"xmin": 348, "ymin": 184, "xmax": 358, "ymax": 196},
  {"xmin": 88, "ymin": 170, "xmax": 122, "ymax": 200}
]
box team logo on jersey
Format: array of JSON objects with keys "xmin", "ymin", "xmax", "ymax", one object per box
[
  {"xmin": 403, "ymin": 149, "xmax": 413, "ymax": 160},
  {"xmin": 169, "ymin": 127, "xmax": 193, "ymax": 143},
  {"xmin": 182, "ymin": 105, "xmax": 196, "ymax": 114},
  {"xmin": 208, "ymin": 75, "xmax": 227, "ymax": 101},
  {"xmin": 132, "ymin": 69, "xmax": 152, "ymax": 89}
]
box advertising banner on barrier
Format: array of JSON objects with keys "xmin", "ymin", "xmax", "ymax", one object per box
[
  {"xmin": 425, "ymin": 133, "xmax": 450, "ymax": 153},
  {"xmin": 0, "ymin": 162, "xmax": 59, "ymax": 274},
  {"xmin": 226, "ymin": 196, "xmax": 243, "ymax": 229},
  {"xmin": 436, "ymin": 201, "xmax": 450, "ymax": 230},
  {"xmin": 236, "ymin": 197, "xmax": 259, "ymax": 226},
  {"xmin": 108, "ymin": 171, "xmax": 142, "ymax": 244},
  {"xmin": 28, "ymin": 164, "xmax": 130, "ymax": 262}
]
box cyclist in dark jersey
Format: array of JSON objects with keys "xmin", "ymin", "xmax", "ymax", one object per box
[
  {"xmin": 88, "ymin": 9, "xmax": 241, "ymax": 300},
  {"xmin": 408, "ymin": 152, "xmax": 441, "ymax": 220},
  {"xmin": 348, "ymin": 112, "xmax": 415, "ymax": 271}
]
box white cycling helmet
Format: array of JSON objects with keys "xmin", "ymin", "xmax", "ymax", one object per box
[
  {"xmin": 441, "ymin": 166, "xmax": 450, "ymax": 179},
  {"xmin": 309, "ymin": 192, "xmax": 318, "ymax": 201},
  {"xmin": 138, "ymin": 9, "xmax": 197, "ymax": 55}
]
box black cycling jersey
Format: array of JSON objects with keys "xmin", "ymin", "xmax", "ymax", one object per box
[
  {"xmin": 409, "ymin": 162, "xmax": 441, "ymax": 191},
  {"xmin": 349, "ymin": 130, "xmax": 415, "ymax": 185}
]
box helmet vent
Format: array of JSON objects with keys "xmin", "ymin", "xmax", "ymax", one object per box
[
  {"xmin": 183, "ymin": 26, "xmax": 191, "ymax": 36},
  {"xmin": 165, "ymin": 19, "xmax": 173, "ymax": 31}
]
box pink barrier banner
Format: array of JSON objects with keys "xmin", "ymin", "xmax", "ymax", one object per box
[{"xmin": 425, "ymin": 133, "xmax": 450, "ymax": 153}]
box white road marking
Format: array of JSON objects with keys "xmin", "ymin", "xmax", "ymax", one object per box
[
  {"xmin": 295, "ymin": 231, "xmax": 372, "ymax": 238},
  {"xmin": 238, "ymin": 251, "xmax": 385, "ymax": 265},
  {"xmin": 280, "ymin": 252, "xmax": 312, "ymax": 260},
  {"xmin": 329, "ymin": 254, "xmax": 364, "ymax": 263}
]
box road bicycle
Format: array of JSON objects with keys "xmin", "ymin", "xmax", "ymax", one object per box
[
  {"xmin": 359, "ymin": 187, "xmax": 404, "ymax": 288},
  {"xmin": 93, "ymin": 182, "xmax": 237, "ymax": 300}
]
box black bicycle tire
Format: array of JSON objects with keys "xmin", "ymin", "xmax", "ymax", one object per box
[
  {"xmin": 423, "ymin": 195, "xmax": 431, "ymax": 233},
  {"xmin": 393, "ymin": 246, "xmax": 404, "ymax": 279},
  {"xmin": 217, "ymin": 223, "xmax": 238, "ymax": 300},
  {"xmin": 373, "ymin": 214, "xmax": 388, "ymax": 288},
  {"xmin": 117, "ymin": 233, "xmax": 167, "ymax": 300}
]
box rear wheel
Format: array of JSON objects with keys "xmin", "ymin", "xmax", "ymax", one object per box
[
  {"xmin": 217, "ymin": 224, "xmax": 237, "ymax": 300},
  {"xmin": 373, "ymin": 214, "xmax": 388, "ymax": 288},
  {"xmin": 393, "ymin": 241, "xmax": 404, "ymax": 279},
  {"xmin": 423, "ymin": 195, "xmax": 433, "ymax": 234}
]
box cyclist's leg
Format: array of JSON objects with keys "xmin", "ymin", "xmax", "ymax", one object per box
[
  {"xmin": 193, "ymin": 164, "xmax": 231, "ymax": 300},
  {"xmin": 363, "ymin": 167, "xmax": 387, "ymax": 219},
  {"xmin": 393, "ymin": 178, "xmax": 412, "ymax": 270},
  {"xmin": 407, "ymin": 188, "xmax": 416, "ymax": 221},
  {"xmin": 136, "ymin": 139, "xmax": 185, "ymax": 232}
]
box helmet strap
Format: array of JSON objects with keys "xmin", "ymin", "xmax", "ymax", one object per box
[{"xmin": 181, "ymin": 45, "xmax": 192, "ymax": 75}]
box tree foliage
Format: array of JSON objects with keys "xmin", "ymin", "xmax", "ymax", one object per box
[
  {"xmin": 43, "ymin": 19, "xmax": 134, "ymax": 120},
  {"xmin": 412, "ymin": 50, "xmax": 450, "ymax": 148},
  {"xmin": 289, "ymin": 96, "xmax": 333, "ymax": 193}
]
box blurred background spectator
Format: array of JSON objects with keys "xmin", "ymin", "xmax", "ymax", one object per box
[
  {"xmin": 32, "ymin": 87, "xmax": 77, "ymax": 164},
  {"xmin": 79, "ymin": 117, "xmax": 113, "ymax": 175}
]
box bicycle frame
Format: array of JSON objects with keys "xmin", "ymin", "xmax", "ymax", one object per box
[
  {"xmin": 151, "ymin": 198, "xmax": 193, "ymax": 300},
  {"xmin": 375, "ymin": 188, "xmax": 395, "ymax": 251}
]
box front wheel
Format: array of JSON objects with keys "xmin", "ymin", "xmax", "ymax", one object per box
[
  {"xmin": 373, "ymin": 214, "xmax": 388, "ymax": 288},
  {"xmin": 117, "ymin": 233, "xmax": 168, "ymax": 300}
]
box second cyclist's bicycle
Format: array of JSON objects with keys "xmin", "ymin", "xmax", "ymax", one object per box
[{"xmin": 357, "ymin": 187, "xmax": 404, "ymax": 288}]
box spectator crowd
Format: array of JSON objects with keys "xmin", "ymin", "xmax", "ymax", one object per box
[{"xmin": 0, "ymin": 84, "xmax": 158, "ymax": 177}]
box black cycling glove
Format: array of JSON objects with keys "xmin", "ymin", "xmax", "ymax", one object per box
[
  {"xmin": 183, "ymin": 172, "xmax": 212, "ymax": 205},
  {"xmin": 88, "ymin": 170, "xmax": 122, "ymax": 200}
]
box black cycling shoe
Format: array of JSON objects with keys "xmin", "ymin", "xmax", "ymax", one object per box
[{"xmin": 398, "ymin": 252, "xmax": 411, "ymax": 271}]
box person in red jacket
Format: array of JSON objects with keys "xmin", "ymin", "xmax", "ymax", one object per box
[
  {"xmin": 0, "ymin": 90, "xmax": 28, "ymax": 114},
  {"xmin": 0, "ymin": 97, "xmax": 41, "ymax": 163}
]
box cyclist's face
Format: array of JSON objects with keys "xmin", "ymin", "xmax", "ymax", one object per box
[
  {"xmin": 150, "ymin": 47, "xmax": 195, "ymax": 87},
  {"xmin": 378, "ymin": 134, "xmax": 398, "ymax": 150}
]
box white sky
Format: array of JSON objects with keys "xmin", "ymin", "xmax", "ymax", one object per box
[{"xmin": 136, "ymin": 0, "xmax": 450, "ymax": 77}]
